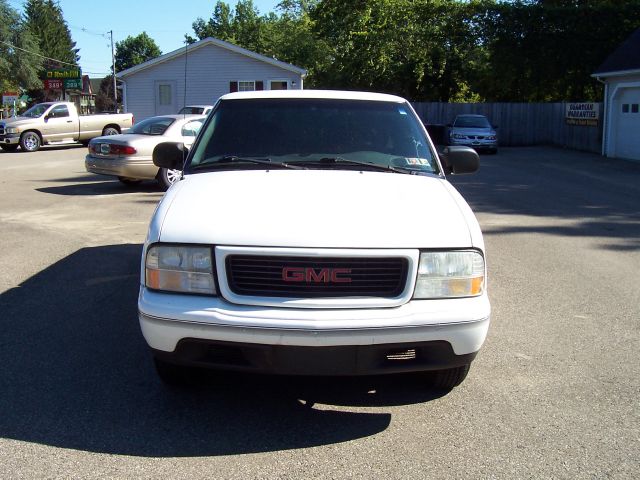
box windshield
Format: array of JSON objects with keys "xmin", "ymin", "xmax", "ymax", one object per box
[
  {"xmin": 188, "ymin": 98, "xmax": 437, "ymax": 174},
  {"xmin": 453, "ymin": 116, "xmax": 491, "ymax": 128},
  {"xmin": 179, "ymin": 107, "xmax": 205, "ymax": 114},
  {"xmin": 129, "ymin": 116, "xmax": 175, "ymax": 135},
  {"xmin": 21, "ymin": 103, "xmax": 52, "ymax": 118}
]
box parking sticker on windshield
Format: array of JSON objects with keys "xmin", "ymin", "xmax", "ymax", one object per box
[{"xmin": 406, "ymin": 157, "xmax": 431, "ymax": 167}]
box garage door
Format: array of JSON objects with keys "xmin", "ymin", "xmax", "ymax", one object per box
[{"xmin": 613, "ymin": 87, "xmax": 640, "ymax": 160}]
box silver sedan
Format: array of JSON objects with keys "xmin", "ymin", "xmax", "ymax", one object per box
[{"xmin": 85, "ymin": 114, "xmax": 206, "ymax": 190}]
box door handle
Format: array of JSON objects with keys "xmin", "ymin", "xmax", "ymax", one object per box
[{"xmin": 66, "ymin": 120, "xmax": 73, "ymax": 123}]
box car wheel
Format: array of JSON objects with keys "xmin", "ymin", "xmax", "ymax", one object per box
[
  {"xmin": 153, "ymin": 357, "xmax": 194, "ymax": 386},
  {"xmin": 102, "ymin": 127, "xmax": 119, "ymax": 136},
  {"xmin": 156, "ymin": 167, "xmax": 181, "ymax": 191},
  {"xmin": 19, "ymin": 131, "xmax": 41, "ymax": 152},
  {"xmin": 0, "ymin": 144, "xmax": 19, "ymax": 152},
  {"xmin": 118, "ymin": 176, "xmax": 143, "ymax": 186},
  {"xmin": 429, "ymin": 364, "xmax": 471, "ymax": 390}
]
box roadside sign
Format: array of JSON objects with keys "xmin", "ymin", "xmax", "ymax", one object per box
[
  {"xmin": 2, "ymin": 92, "xmax": 19, "ymax": 105},
  {"xmin": 566, "ymin": 103, "xmax": 599, "ymax": 126},
  {"xmin": 45, "ymin": 68, "xmax": 82, "ymax": 79}
]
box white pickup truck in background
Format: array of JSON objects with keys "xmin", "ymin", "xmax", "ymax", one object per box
[{"xmin": 0, "ymin": 102, "xmax": 134, "ymax": 152}]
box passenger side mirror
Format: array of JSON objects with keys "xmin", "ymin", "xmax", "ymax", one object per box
[
  {"xmin": 153, "ymin": 142, "xmax": 188, "ymax": 170},
  {"xmin": 440, "ymin": 146, "xmax": 479, "ymax": 175}
]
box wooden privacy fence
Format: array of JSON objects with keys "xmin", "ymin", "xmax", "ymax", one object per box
[{"xmin": 411, "ymin": 102, "xmax": 603, "ymax": 153}]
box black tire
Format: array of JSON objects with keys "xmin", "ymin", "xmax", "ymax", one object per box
[
  {"xmin": 102, "ymin": 126, "xmax": 119, "ymax": 136},
  {"xmin": 156, "ymin": 167, "xmax": 181, "ymax": 191},
  {"xmin": 0, "ymin": 144, "xmax": 19, "ymax": 152},
  {"xmin": 118, "ymin": 176, "xmax": 143, "ymax": 186},
  {"xmin": 19, "ymin": 131, "xmax": 41, "ymax": 152},
  {"xmin": 153, "ymin": 357, "xmax": 194, "ymax": 386},
  {"xmin": 430, "ymin": 364, "xmax": 471, "ymax": 390}
]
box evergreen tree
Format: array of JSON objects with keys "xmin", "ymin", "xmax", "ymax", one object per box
[{"xmin": 23, "ymin": 0, "xmax": 79, "ymax": 70}]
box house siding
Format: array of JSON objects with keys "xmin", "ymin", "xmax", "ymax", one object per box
[{"xmin": 122, "ymin": 44, "xmax": 303, "ymax": 121}]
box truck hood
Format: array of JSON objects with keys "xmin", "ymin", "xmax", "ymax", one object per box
[
  {"xmin": 0, "ymin": 116, "xmax": 39, "ymax": 128},
  {"xmin": 156, "ymin": 170, "xmax": 475, "ymax": 248}
]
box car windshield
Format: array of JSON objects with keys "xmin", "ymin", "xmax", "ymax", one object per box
[
  {"xmin": 179, "ymin": 107, "xmax": 205, "ymax": 114},
  {"xmin": 454, "ymin": 116, "xmax": 491, "ymax": 128},
  {"xmin": 129, "ymin": 117, "xmax": 175, "ymax": 135},
  {"xmin": 21, "ymin": 103, "xmax": 52, "ymax": 118},
  {"xmin": 188, "ymin": 98, "xmax": 437, "ymax": 174}
]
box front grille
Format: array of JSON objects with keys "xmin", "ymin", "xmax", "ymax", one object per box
[{"xmin": 226, "ymin": 255, "xmax": 409, "ymax": 298}]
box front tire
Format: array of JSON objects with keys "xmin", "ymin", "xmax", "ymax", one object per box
[
  {"xmin": 156, "ymin": 167, "xmax": 181, "ymax": 190},
  {"xmin": 20, "ymin": 131, "xmax": 41, "ymax": 152},
  {"xmin": 153, "ymin": 357, "xmax": 194, "ymax": 386},
  {"xmin": 0, "ymin": 144, "xmax": 18, "ymax": 152},
  {"xmin": 430, "ymin": 364, "xmax": 471, "ymax": 390}
]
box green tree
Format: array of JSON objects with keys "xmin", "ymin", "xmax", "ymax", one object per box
[
  {"xmin": 115, "ymin": 32, "xmax": 162, "ymax": 72},
  {"xmin": 23, "ymin": 0, "xmax": 79, "ymax": 69},
  {"xmin": 0, "ymin": 0, "xmax": 43, "ymax": 93}
]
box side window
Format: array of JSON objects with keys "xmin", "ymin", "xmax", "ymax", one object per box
[
  {"xmin": 622, "ymin": 104, "xmax": 630, "ymax": 113},
  {"xmin": 50, "ymin": 105, "xmax": 69, "ymax": 118},
  {"xmin": 158, "ymin": 85, "xmax": 172, "ymax": 105},
  {"xmin": 181, "ymin": 120, "xmax": 204, "ymax": 137}
]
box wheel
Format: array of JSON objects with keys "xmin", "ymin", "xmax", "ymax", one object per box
[
  {"xmin": 156, "ymin": 167, "xmax": 181, "ymax": 190},
  {"xmin": 430, "ymin": 364, "xmax": 471, "ymax": 390},
  {"xmin": 19, "ymin": 131, "xmax": 41, "ymax": 152},
  {"xmin": 118, "ymin": 176, "xmax": 143, "ymax": 186},
  {"xmin": 102, "ymin": 126, "xmax": 119, "ymax": 136},
  {"xmin": 153, "ymin": 357, "xmax": 194, "ymax": 386},
  {"xmin": 0, "ymin": 144, "xmax": 18, "ymax": 152}
]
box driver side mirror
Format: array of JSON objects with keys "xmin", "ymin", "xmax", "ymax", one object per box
[
  {"xmin": 153, "ymin": 142, "xmax": 188, "ymax": 170},
  {"xmin": 440, "ymin": 146, "xmax": 479, "ymax": 175}
]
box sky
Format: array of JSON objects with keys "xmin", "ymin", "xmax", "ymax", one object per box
[{"xmin": 7, "ymin": 0, "xmax": 281, "ymax": 77}]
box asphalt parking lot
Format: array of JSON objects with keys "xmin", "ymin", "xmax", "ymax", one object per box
[{"xmin": 0, "ymin": 145, "xmax": 638, "ymax": 478}]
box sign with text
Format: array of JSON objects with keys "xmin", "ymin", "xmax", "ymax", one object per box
[
  {"xmin": 45, "ymin": 68, "xmax": 82, "ymax": 79},
  {"xmin": 64, "ymin": 78, "xmax": 83, "ymax": 90},
  {"xmin": 44, "ymin": 79, "xmax": 64, "ymax": 90},
  {"xmin": 2, "ymin": 92, "xmax": 19, "ymax": 105},
  {"xmin": 565, "ymin": 103, "xmax": 599, "ymax": 126}
]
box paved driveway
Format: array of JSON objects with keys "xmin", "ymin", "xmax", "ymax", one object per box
[{"xmin": 0, "ymin": 146, "xmax": 638, "ymax": 478}]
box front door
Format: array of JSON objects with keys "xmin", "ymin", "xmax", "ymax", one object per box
[
  {"xmin": 42, "ymin": 104, "xmax": 77, "ymax": 142},
  {"xmin": 155, "ymin": 81, "xmax": 177, "ymax": 115}
]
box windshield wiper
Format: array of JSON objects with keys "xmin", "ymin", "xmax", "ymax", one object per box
[
  {"xmin": 191, "ymin": 155, "xmax": 306, "ymax": 170},
  {"xmin": 296, "ymin": 156, "xmax": 417, "ymax": 174}
]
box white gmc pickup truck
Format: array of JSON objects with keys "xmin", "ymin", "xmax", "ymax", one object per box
[
  {"xmin": 0, "ymin": 101, "xmax": 133, "ymax": 152},
  {"xmin": 140, "ymin": 90, "xmax": 490, "ymax": 390}
]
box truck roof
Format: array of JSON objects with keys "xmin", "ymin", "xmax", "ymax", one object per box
[{"xmin": 220, "ymin": 90, "xmax": 407, "ymax": 103}]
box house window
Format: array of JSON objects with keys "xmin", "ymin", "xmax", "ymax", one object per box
[
  {"xmin": 622, "ymin": 104, "xmax": 630, "ymax": 113},
  {"xmin": 632, "ymin": 104, "xmax": 639, "ymax": 113},
  {"xmin": 159, "ymin": 84, "xmax": 172, "ymax": 105},
  {"xmin": 238, "ymin": 81, "xmax": 255, "ymax": 92}
]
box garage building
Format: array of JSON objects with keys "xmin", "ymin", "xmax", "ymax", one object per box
[{"xmin": 592, "ymin": 28, "xmax": 640, "ymax": 161}]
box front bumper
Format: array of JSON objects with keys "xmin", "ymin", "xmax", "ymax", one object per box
[
  {"xmin": 0, "ymin": 134, "xmax": 20, "ymax": 145},
  {"xmin": 138, "ymin": 287, "xmax": 491, "ymax": 374},
  {"xmin": 85, "ymin": 154, "xmax": 158, "ymax": 179},
  {"xmin": 450, "ymin": 138, "xmax": 497, "ymax": 151}
]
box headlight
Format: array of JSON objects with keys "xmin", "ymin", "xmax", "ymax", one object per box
[
  {"xmin": 5, "ymin": 127, "xmax": 20, "ymax": 134},
  {"xmin": 413, "ymin": 251, "xmax": 485, "ymax": 299},
  {"xmin": 486, "ymin": 135, "xmax": 496, "ymax": 140},
  {"xmin": 145, "ymin": 245, "xmax": 216, "ymax": 295},
  {"xmin": 451, "ymin": 133, "xmax": 466, "ymax": 139}
]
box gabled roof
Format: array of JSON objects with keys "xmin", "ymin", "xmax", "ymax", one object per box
[
  {"xmin": 116, "ymin": 37, "xmax": 307, "ymax": 78},
  {"xmin": 592, "ymin": 28, "xmax": 640, "ymax": 77}
]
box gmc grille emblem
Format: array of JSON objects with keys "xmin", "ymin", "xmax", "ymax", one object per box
[{"xmin": 282, "ymin": 267, "xmax": 352, "ymax": 283}]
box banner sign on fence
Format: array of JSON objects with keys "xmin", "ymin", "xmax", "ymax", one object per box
[{"xmin": 566, "ymin": 103, "xmax": 599, "ymax": 126}]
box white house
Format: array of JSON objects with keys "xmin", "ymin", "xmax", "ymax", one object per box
[
  {"xmin": 116, "ymin": 37, "xmax": 307, "ymax": 121},
  {"xmin": 592, "ymin": 28, "xmax": 640, "ymax": 161}
]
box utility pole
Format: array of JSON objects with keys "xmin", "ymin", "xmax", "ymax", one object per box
[{"xmin": 110, "ymin": 30, "xmax": 117, "ymax": 112}]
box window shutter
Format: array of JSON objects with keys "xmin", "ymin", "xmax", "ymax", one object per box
[
  {"xmin": 256, "ymin": 81, "xmax": 264, "ymax": 91},
  {"xmin": 230, "ymin": 81, "xmax": 238, "ymax": 93}
]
